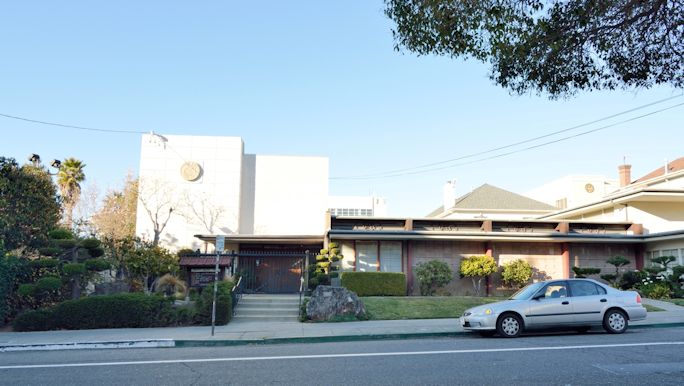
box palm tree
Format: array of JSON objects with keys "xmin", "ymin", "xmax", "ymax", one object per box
[{"xmin": 57, "ymin": 158, "xmax": 86, "ymax": 229}]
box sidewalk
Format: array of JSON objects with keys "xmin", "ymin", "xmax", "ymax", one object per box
[{"xmin": 1, "ymin": 299, "xmax": 683, "ymax": 352}]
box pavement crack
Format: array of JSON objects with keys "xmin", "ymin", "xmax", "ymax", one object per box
[{"xmin": 182, "ymin": 362, "xmax": 202, "ymax": 386}]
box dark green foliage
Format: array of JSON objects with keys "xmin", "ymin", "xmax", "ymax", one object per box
[
  {"xmin": 384, "ymin": 1, "xmax": 683, "ymax": 98},
  {"xmin": 11, "ymin": 309, "xmax": 55, "ymax": 331},
  {"xmin": 56, "ymin": 239, "xmax": 77, "ymax": 249},
  {"xmin": 619, "ymin": 270, "xmax": 646, "ymax": 290},
  {"xmin": 17, "ymin": 284, "xmax": 36, "ymax": 297},
  {"xmin": 48, "ymin": 228, "xmax": 74, "ymax": 240},
  {"xmin": 29, "ymin": 258, "xmax": 60, "ymax": 269},
  {"xmin": 62, "ymin": 263, "xmax": 86, "ymax": 276},
  {"xmin": 600, "ymin": 274, "xmax": 617, "ymax": 283},
  {"xmin": 194, "ymin": 281, "xmax": 233, "ymax": 325},
  {"xmin": 38, "ymin": 247, "xmax": 62, "ymax": 257},
  {"xmin": 310, "ymin": 242, "xmax": 343, "ymax": 289},
  {"xmin": 84, "ymin": 259, "xmax": 111, "ymax": 271},
  {"xmin": 1, "ymin": 254, "xmax": 28, "ymax": 326},
  {"xmin": 81, "ymin": 238, "xmax": 101, "ymax": 249},
  {"xmin": 177, "ymin": 248, "xmax": 196, "ymax": 257},
  {"xmin": 88, "ymin": 247, "xmax": 105, "ymax": 258},
  {"xmin": 13, "ymin": 293, "xmax": 178, "ymax": 331},
  {"xmin": 572, "ymin": 267, "xmax": 601, "ymax": 278},
  {"xmin": 341, "ymin": 272, "xmax": 406, "ymax": 296},
  {"xmin": 34, "ymin": 277, "xmax": 62, "ymax": 294},
  {"xmin": 652, "ymin": 256, "xmax": 677, "ymax": 271},
  {"xmin": 0, "ymin": 158, "xmax": 60, "ymax": 249},
  {"xmin": 417, "ymin": 260, "xmax": 453, "ymax": 296}
]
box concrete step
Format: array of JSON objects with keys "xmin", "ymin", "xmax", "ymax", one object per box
[
  {"xmin": 234, "ymin": 310, "xmax": 299, "ymax": 318},
  {"xmin": 231, "ymin": 315, "xmax": 299, "ymax": 322}
]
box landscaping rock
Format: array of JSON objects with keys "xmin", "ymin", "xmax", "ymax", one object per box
[
  {"xmin": 94, "ymin": 281, "xmax": 130, "ymax": 295},
  {"xmin": 306, "ymin": 285, "xmax": 366, "ymax": 321}
]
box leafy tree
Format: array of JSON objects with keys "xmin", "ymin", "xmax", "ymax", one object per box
[
  {"xmin": 56, "ymin": 158, "xmax": 86, "ymax": 229},
  {"xmin": 308, "ymin": 242, "xmax": 343, "ymax": 289},
  {"xmin": 415, "ymin": 260, "xmax": 453, "ymax": 296},
  {"xmin": 0, "ymin": 157, "xmax": 61, "ymax": 249},
  {"xmin": 385, "ymin": 0, "xmax": 683, "ymax": 98},
  {"xmin": 125, "ymin": 241, "xmax": 179, "ymax": 293},
  {"xmin": 92, "ymin": 172, "xmax": 138, "ymax": 241},
  {"xmin": 601, "ymin": 255, "xmax": 630, "ymax": 284},
  {"xmin": 0, "ymin": 250, "xmax": 30, "ymax": 326},
  {"xmin": 501, "ymin": 259, "xmax": 532, "ymax": 288},
  {"xmin": 459, "ymin": 255, "xmax": 497, "ymax": 296}
]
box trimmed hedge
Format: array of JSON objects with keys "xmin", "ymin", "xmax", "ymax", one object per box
[
  {"xmin": 195, "ymin": 280, "xmax": 233, "ymax": 325},
  {"xmin": 12, "ymin": 293, "xmax": 177, "ymax": 331},
  {"xmin": 341, "ymin": 272, "xmax": 406, "ymax": 296}
]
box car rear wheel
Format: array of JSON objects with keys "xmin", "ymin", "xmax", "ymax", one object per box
[
  {"xmin": 603, "ymin": 309, "xmax": 628, "ymax": 334},
  {"xmin": 496, "ymin": 313, "xmax": 522, "ymax": 338}
]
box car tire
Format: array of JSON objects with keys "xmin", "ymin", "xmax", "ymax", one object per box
[
  {"xmin": 496, "ymin": 313, "xmax": 523, "ymax": 338},
  {"xmin": 478, "ymin": 331, "xmax": 496, "ymax": 337},
  {"xmin": 603, "ymin": 309, "xmax": 628, "ymax": 334}
]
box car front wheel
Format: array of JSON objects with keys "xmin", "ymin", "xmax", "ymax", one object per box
[
  {"xmin": 603, "ymin": 309, "xmax": 628, "ymax": 334},
  {"xmin": 497, "ymin": 313, "xmax": 523, "ymax": 338}
]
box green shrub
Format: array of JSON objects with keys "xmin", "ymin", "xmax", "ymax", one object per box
[
  {"xmin": 416, "ymin": 260, "xmax": 453, "ymax": 296},
  {"xmin": 81, "ymin": 238, "xmax": 101, "ymax": 249},
  {"xmin": 85, "ymin": 259, "xmax": 111, "ymax": 271},
  {"xmin": 51, "ymin": 293, "xmax": 176, "ymax": 330},
  {"xmin": 1, "ymin": 255, "xmax": 28, "ymax": 326},
  {"xmin": 177, "ymin": 248, "xmax": 196, "ymax": 257},
  {"xmin": 88, "ymin": 247, "xmax": 105, "ymax": 258},
  {"xmin": 30, "ymin": 258, "xmax": 60, "ymax": 269},
  {"xmin": 17, "ymin": 284, "xmax": 36, "ymax": 297},
  {"xmin": 34, "ymin": 276, "xmax": 62, "ymax": 294},
  {"xmin": 501, "ymin": 259, "xmax": 532, "ymax": 288},
  {"xmin": 48, "ymin": 228, "xmax": 73, "ymax": 240},
  {"xmin": 640, "ymin": 282, "xmax": 671, "ymax": 299},
  {"xmin": 173, "ymin": 305, "xmax": 196, "ymax": 325},
  {"xmin": 459, "ymin": 255, "xmax": 497, "ymax": 297},
  {"xmin": 194, "ymin": 281, "xmax": 233, "ymax": 325},
  {"xmin": 38, "ymin": 247, "xmax": 62, "ymax": 257},
  {"xmin": 12, "ymin": 309, "xmax": 55, "ymax": 331},
  {"xmin": 56, "ymin": 239, "xmax": 77, "ymax": 249},
  {"xmin": 62, "ymin": 263, "xmax": 86, "ymax": 276},
  {"xmin": 619, "ymin": 270, "xmax": 646, "ymax": 290},
  {"xmin": 572, "ymin": 267, "xmax": 601, "ymax": 278},
  {"xmin": 340, "ymin": 272, "xmax": 406, "ymax": 296}
]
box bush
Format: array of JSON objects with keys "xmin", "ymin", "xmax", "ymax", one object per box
[
  {"xmin": 416, "ymin": 260, "xmax": 453, "ymax": 296},
  {"xmin": 572, "ymin": 267, "xmax": 601, "ymax": 278},
  {"xmin": 640, "ymin": 282, "xmax": 671, "ymax": 299},
  {"xmin": 17, "ymin": 283, "xmax": 36, "ymax": 297},
  {"xmin": 30, "ymin": 258, "xmax": 60, "ymax": 269},
  {"xmin": 52, "ymin": 293, "xmax": 176, "ymax": 330},
  {"xmin": 56, "ymin": 239, "xmax": 77, "ymax": 249},
  {"xmin": 48, "ymin": 228, "xmax": 73, "ymax": 240},
  {"xmin": 341, "ymin": 272, "xmax": 406, "ymax": 296},
  {"xmin": 34, "ymin": 276, "xmax": 62, "ymax": 294},
  {"xmin": 194, "ymin": 281, "xmax": 233, "ymax": 325},
  {"xmin": 501, "ymin": 259, "xmax": 532, "ymax": 288},
  {"xmin": 62, "ymin": 263, "xmax": 86, "ymax": 276},
  {"xmin": 38, "ymin": 247, "xmax": 61, "ymax": 257},
  {"xmin": 12, "ymin": 309, "xmax": 55, "ymax": 331},
  {"xmin": 1, "ymin": 255, "xmax": 28, "ymax": 326},
  {"xmin": 619, "ymin": 270, "xmax": 646, "ymax": 290},
  {"xmin": 85, "ymin": 259, "xmax": 111, "ymax": 271},
  {"xmin": 459, "ymin": 255, "xmax": 497, "ymax": 296},
  {"xmin": 81, "ymin": 238, "xmax": 101, "ymax": 249},
  {"xmin": 88, "ymin": 247, "xmax": 105, "ymax": 258}
]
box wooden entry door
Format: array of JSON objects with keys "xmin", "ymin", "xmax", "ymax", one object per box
[{"xmin": 240, "ymin": 256, "xmax": 301, "ymax": 294}]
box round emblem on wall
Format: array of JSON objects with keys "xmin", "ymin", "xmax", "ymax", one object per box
[
  {"xmin": 180, "ymin": 161, "xmax": 202, "ymax": 181},
  {"xmin": 585, "ymin": 183, "xmax": 595, "ymax": 193}
]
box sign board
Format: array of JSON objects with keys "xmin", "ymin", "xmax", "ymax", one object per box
[{"xmin": 216, "ymin": 235, "xmax": 225, "ymax": 253}]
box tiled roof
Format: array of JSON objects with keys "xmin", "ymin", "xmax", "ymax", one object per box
[
  {"xmin": 179, "ymin": 256, "xmax": 233, "ymax": 267},
  {"xmin": 634, "ymin": 157, "xmax": 684, "ymax": 183},
  {"xmin": 428, "ymin": 184, "xmax": 557, "ymax": 216}
]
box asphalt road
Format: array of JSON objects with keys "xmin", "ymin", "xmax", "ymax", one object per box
[{"xmin": 2, "ymin": 327, "xmax": 683, "ymax": 385}]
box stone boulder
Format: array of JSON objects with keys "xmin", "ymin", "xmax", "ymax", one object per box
[
  {"xmin": 94, "ymin": 281, "xmax": 130, "ymax": 295},
  {"xmin": 306, "ymin": 285, "xmax": 367, "ymax": 322}
]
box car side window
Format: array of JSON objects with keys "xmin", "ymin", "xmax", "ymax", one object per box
[
  {"xmin": 540, "ymin": 283, "xmax": 568, "ymax": 298},
  {"xmin": 569, "ymin": 281, "xmax": 602, "ymax": 297}
]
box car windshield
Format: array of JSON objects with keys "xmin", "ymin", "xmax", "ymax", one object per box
[{"xmin": 509, "ymin": 282, "xmax": 545, "ymax": 300}]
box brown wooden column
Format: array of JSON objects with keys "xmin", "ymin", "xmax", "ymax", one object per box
[
  {"xmin": 561, "ymin": 243, "xmax": 570, "ymax": 279},
  {"xmin": 485, "ymin": 242, "xmax": 493, "ymax": 296},
  {"xmin": 635, "ymin": 245, "xmax": 645, "ymax": 270},
  {"xmin": 406, "ymin": 240, "xmax": 413, "ymax": 295}
]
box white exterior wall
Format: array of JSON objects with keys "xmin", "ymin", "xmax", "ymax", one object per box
[
  {"xmin": 136, "ymin": 134, "xmax": 244, "ymax": 251},
  {"xmin": 442, "ymin": 210, "xmax": 549, "ymax": 220},
  {"xmin": 249, "ymin": 155, "xmax": 328, "ymax": 236},
  {"xmin": 328, "ymin": 195, "xmax": 388, "ymax": 217},
  {"xmin": 525, "ymin": 175, "xmax": 619, "ymax": 209}
]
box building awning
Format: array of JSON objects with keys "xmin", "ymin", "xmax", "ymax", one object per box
[{"xmin": 194, "ymin": 234, "xmax": 324, "ymax": 245}]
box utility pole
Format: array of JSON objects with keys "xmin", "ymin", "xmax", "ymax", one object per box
[{"xmin": 211, "ymin": 235, "xmax": 225, "ymax": 336}]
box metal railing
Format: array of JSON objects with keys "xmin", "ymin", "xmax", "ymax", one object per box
[{"xmin": 231, "ymin": 276, "xmax": 243, "ymax": 315}]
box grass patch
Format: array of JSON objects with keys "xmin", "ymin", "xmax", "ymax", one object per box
[
  {"xmin": 361, "ymin": 296, "xmax": 504, "ymax": 320},
  {"xmin": 644, "ymin": 304, "xmax": 665, "ymax": 312},
  {"xmin": 661, "ymin": 299, "xmax": 684, "ymax": 307}
]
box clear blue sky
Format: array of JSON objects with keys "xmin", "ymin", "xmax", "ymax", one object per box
[{"xmin": 1, "ymin": 1, "xmax": 682, "ymax": 217}]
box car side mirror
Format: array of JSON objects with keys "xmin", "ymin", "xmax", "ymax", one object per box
[{"xmin": 532, "ymin": 293, "xmax": 545, "ymax": 300}]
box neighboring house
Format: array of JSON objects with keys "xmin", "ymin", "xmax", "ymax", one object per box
[
  {"xmin": 537, "ymin": 158, "xmax": 684, "ymax": 267},
  {"xmin": 427, "ymin": 183, "xmax": 557, "ymax": 220}
]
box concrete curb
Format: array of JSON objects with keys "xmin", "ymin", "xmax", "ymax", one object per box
[
  {"xmin": 3, "ymin": 322, "xmax": 684, "ymax": 352},
  {"xmin": 0, "ymin": 339, "xmax": 175, "ymax": 352}
]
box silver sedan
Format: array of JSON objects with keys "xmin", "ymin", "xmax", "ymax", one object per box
[{"xmin": 460, "ymin": 278, "xmax": 647, "ymax": 337}]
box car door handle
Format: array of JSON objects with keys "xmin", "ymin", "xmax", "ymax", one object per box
[
  {"xmin": 600, "ymin": 299, "xmax": 607, "ymax": 302},
  {"xmin": 562, "ymin": 301, "xmax": 569, "ymax": 305}
]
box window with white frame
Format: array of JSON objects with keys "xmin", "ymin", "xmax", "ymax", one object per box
[{"xmin": 354, "ymin": 241, "xmax": 402, "ymax": 272}]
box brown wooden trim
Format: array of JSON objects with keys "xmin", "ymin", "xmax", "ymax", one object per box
[
  {"xmin": 561, "ymin": 243, "xmax": 570, "ymax": 279},
  {"xmin": 407, "ymin": 240, "xmax": 413, "ymax": 294},
  {"xmin": 555, "ymin": 222, "xmax": 569, "ymax": 233},
  {"xmin": 481, "ymin": 220, "xmax": 492, "ymax": 232},
  {"xmin": 376, "ymin": 241, "xmax": 381, "ymax": 272},
  {"xmin": 629, "ymin": 223, "xmax": 644, "ymax": 235},
  {"xmin": 353, "ymin": 240, "xmax": 357, "ymax": 272}
]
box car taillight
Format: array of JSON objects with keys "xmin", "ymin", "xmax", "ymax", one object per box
[{"xmin": 636, "ymin": 294, "xmax": 642, "ymax": 304}]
